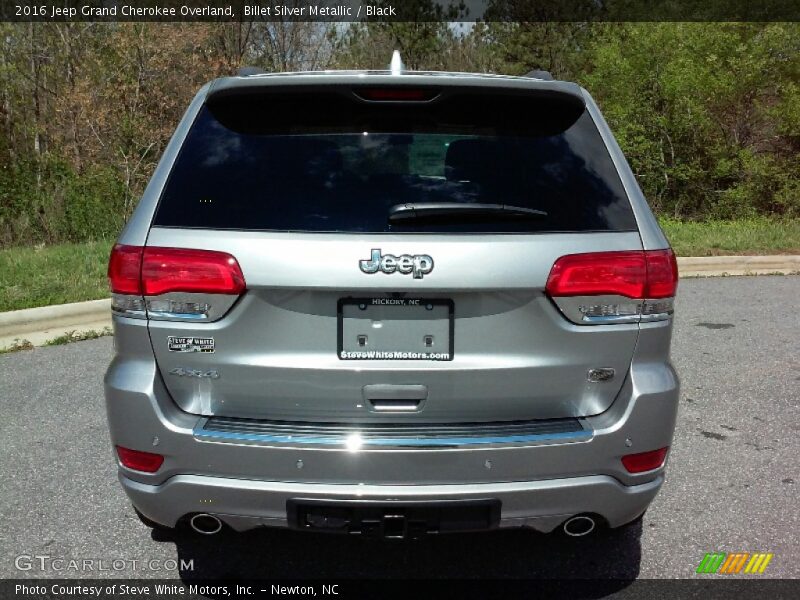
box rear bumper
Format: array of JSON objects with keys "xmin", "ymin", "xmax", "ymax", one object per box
[
  {"xmin": 121, "ymin": 472, "xmax": 663, "ymax": 533},
  {"xmin": 105, "ymin": 317, "xmax": 679, "ymax": 533}
]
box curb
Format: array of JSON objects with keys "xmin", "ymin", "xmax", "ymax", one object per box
[
  {"xmin": 677, "ymin": 255, "xmax": 800, "ymax": 277},
  {"xmin": 0, "ymin": 298, "xmax": 110, "ymax": 331},
  {"xmin": 0, "ymin": 299, "xmax": 111, "ymax": 351},
  {"xmin": 0, "ymin": 255, "xmax": 797, "ymax": 350}
]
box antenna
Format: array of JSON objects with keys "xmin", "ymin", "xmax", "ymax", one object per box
[{"xmin": 389, "ymin": 50, "xmax": 405, "ymax": 75}]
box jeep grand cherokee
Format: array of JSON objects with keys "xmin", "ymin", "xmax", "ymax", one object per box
[{"xmin": 104, "ymin": 63, "xmax": 679, "ymax": 539}]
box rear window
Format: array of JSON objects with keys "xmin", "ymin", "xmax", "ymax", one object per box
[{"xmin": 154, "ymin": 91, "xmax": 636, "ymax": 233}]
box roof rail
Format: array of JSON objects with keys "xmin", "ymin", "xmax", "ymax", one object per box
[
  {"xmin": 238, "ymin": 66, "xmax": 265, "ymax": 77},
  {"xmin": 525, "ymin": 70, "xmax": 554, "ymax": 81}
]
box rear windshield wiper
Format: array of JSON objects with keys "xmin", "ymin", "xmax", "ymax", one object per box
[{"xmin": 388, "ymin": 202, "xmax": 548, "ymax": 223}]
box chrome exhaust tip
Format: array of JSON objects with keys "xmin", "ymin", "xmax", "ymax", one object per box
[
  {"xmin": 189, "ymin": 513, "xmax": 223, "ymax": 535},
  {"xmin": 562, "ymin": 515, "xmax": 596, "ymax": 537}
]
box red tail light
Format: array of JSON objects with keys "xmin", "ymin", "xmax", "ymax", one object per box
[
  {"xmin": 116, "ymin": 445, "xmax": 164, "ymax": 473},
  {"xmin": 546, "ymin": 251, "xmax": 646, "ymax": 298},
  {"xmin": 644, "ymin": 249, "xmax": 679, "ymax": 298},
  {"xmin": 621, "ymin": 447, "xmax": 669, "ymax": 473},
  {"xmin": 545, "ymin": 249, "xmax": 678, "ymax": 299},
  {"xmin": 108, "ymin": 245, "xmax": 144, "ymax": 294},
  {"xmin": 141, "ymin": 247, "xmax": 245, "ymax": 296},
  {"xmin": 108, "ymin": 245, "xmax": 245, "ymax": 296}
]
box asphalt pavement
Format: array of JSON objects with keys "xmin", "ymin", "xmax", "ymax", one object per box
[{"xmin": 0, "ymin": 276, "xmax": 798, "ymax": 583}]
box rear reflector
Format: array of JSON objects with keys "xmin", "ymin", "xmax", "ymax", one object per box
[
  {"xmin": 116, "ymin": 446, "xmax": 164, "ymax": 473},
  {"xmin": 621, "ymin": 447, "xmax": 669, "ymax": 473},
  {"xmin": 141, "ymin": 247, "xmax": 245, "ymax": 296},
  {"xmin": 546, "ymin": 249, "xmax": 678, "ymax": 299}
]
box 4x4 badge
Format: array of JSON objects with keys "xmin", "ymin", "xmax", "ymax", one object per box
[
  {"xmin": 169, "ymin": 367, "xmax": 220, "ymax": 379},
  {"xmin": 359, "ymin": 249, "xmax": 434, "ymax": 279}
]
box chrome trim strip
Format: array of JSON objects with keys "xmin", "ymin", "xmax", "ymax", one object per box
[
  {"xmin": 552, "ymin": 294, "xmax": 674, "ymax": 325},
  {"xmin": 147, "ymin": 311, "xmax": 208, "ymax": 320},
  {"xmin": 194, "ymin": 418, "xmax": 592, "ymax": 449},
  {"xmin": 111, "ymin": 308, "xmax": 147, "ymax": 319},
  {"xmin": 639, "ymin": 312, "xmax": 673, "ymax": 322},
  {"xmin": 580, "ymin": 314, "xmax": 640, "ymax": 324},
  {"xmin": 144, "ymin": 292, "xmax": 238, "ymax": 322}
]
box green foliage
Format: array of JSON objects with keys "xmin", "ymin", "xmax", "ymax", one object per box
[
  {"xmin": 0, "ymin": 240, "xmax": 113, "ymax": 311},
  {"xmin": 333, "ymin": 0, "xmax": 468, "ymax": 71},
  {"xmin": 44, "ymin": 327, "xmax": 113, "ymax": 346},
  {"xmin": 0, "ymin": 338, "xmax": 34, "ymax": 354},
  {"xmin": 580, "ymin": 23, "xmax": 799, "ymax": 219},
  {"xmin": 0, "ymin": 158, "xmax": 126, "ymax": 245},
  {"xmin": 0, "ymin": 17, "xmax": 798, "ymax": 249},
  {"xmin": 658, "ymin": 217, "xmax": 800, "ymax": 256}
]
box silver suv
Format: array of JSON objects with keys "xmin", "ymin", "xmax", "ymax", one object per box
[{"xmin": 105, "ymin": 64, "xmax": 679, "ymax": 539}]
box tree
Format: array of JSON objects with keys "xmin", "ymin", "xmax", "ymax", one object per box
[{"xmin": 334, "ymin": 0, "xmax": 467, "ymax": 71}]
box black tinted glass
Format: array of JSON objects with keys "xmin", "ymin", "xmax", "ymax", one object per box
[{"xmin": 154, "ymin": 98, "xmax": 636, "ymax": 233}]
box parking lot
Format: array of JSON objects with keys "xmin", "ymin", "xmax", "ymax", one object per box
[{"xmin": 0, "ymin": 276, "xmax": 798, "ymax": 582}]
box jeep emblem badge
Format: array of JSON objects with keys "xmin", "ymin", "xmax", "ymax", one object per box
[{"xmin": 359, "ymin": 249, "xmax": 434, "ymax": 279}]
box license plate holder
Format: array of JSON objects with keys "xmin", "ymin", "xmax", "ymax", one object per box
[
  {"xmin": 337, "ymin": 297, "xmax": 454, "ymax": 361},
  {"xmin": 287, "ymin": 499, "xmax": 500, "ymax": 537}
]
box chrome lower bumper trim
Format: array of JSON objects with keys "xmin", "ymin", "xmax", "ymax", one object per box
[{"xmin": 195, "ymin": 416, "xmax": 591, "ymax": 448}]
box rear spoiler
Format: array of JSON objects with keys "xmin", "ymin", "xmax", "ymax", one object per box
[{"xmin": 205, "ymin": 73, "xmax": 587, "ymax": 137}]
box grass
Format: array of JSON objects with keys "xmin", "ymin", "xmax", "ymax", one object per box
[
  {"xmin": 0, "ymin": 219, "xmax": 798, "ymax": 312},
  {"xmin": 0, "ymin": 240, "xmax": 113, "ymax": 312},
  {"xmin": 0, "ymin": 327, "xmax": 113, "ymax": 354},
  {"xmin": 659, "ymin": 217, "xmax": 800, "ymax": 257},
  {"xmin": 43, "ymin": 327, "xmax": 113, "ymax": 346},
  {"xmin": 0, "ymin": 338, "xmax": 34, "ymax": 354}
]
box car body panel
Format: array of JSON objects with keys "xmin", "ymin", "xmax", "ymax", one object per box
[{"xmin": 144, "ymin": 228, "xmax": 644, "ymax": 421}]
